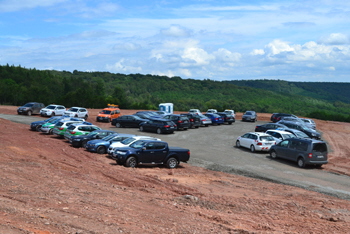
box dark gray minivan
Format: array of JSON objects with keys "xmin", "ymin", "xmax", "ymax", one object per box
[{"xmin": 269, "ymin": 138, "xmax": 328, "ymax": 168}]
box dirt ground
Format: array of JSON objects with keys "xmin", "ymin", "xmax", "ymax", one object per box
[{"xmin": 0, "ymin": 106, "xmax": 349, "ymax": 234}]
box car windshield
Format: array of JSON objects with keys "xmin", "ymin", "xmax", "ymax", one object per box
[
  {"xmin": 245, "ymin": 112, "xmax": 252, "ymax": 115},
  {"xmin": 46, "ymin": 105, "xmax": 56, "ymax": 110},
  {"xmin": 100, "ymin": 110, "xmax": 111, "ymax": 114},
  {"xmin": 88, "ymin": 131, "xmax": 99, "ymax": 136},
  {"xmin": 260, "ymin": 136, "xmax": 275, "ymax": 141},
  {"xmin": 294, "ymin": 131, "xmax": 309, "ymax": 138},
  {"xmin": 313, "ymin": 143, "xmax": 327, "ymax": 152},
  {"xmin": 282, "ymin": 134, "xmax": 294, "ymax": 139},
  {"xmin": 129, "ymin": 140, "xmax": 147, "ymax": 149},
  {"xmin": 102, "ymin": 134, "xmax": 118, "ymax": 141},
  {"xmin": 68, "ymin": 108, "xmax": 78, "ymax": 112},
  {"xmin": 23, "ymin": 103, "xmax": 34, "ymax": 107},
  {"xmin": 121, "ymin": 137, "xmax": 136, "ymax": 145},
  {"xmin": 50, "ymin": 118, "xmax": 63, "ymax": 124}
]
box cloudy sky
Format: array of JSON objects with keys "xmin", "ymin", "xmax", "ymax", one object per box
[{"xmin": 1, "ymin": 0, "xmax": 350, "ymax": 82}]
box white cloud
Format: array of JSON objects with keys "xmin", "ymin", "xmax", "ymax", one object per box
[
  {"xmin": 319, "ymin": 33, "xmax": 350, "ymax": 45},
  {"xmin": 181, "ymin": 47, "xmax": 214, "ymax": 66},
  {"xmin": 0, "ymin": 0, "xmax": 66, "ymax": 12},
  {"xmin": 160, "ymin": 25, "xmax": 192, "ymax": 37}
]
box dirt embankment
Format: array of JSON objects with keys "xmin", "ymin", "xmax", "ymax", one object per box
[{"xmin": 0, "ymin": 105, "xmax": 349, "ymax": 234}]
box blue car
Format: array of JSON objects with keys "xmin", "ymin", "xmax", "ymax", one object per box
[
  {"xmin": 204, "ymin": 113, "xmax": 224, "ymax": 125},
  {"xmin": 30, "ymin": 116, "xmax": 61, "ymax": 131},
  {"xmin": 85, "ymin": 133, "xmax": 135, "ymax": 154}
]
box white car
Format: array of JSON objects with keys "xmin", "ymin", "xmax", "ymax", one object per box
[
  {"xmin": 300, "ymin": 118, "xmax": 316, "ymax": 129},
  {"xmin": 224, "ymin": 109, "xmax": 235, "ymax": 118},
  {"xmin": 40, "ymin": 104, "xmax": 66, "ymax": 117},
  {"xmin": 188, "ymin": 109, "xmax": 201, "ymax": 115},
  {"xmin": 206, "ymin": 109, "xmax": 217, "ymax": 113},
  {"xmin": 236, "ymin": 132, "xmax": 276, "ymax": 152},
  {"xmin": 108, "ymin": 136, "xmax": 161, "ymax": 159},
  {"xmin": 64, "ymin": 107, "xmax": 89, "ymax": 120},
  {"xmin": 265, "ymin": 130, "xmax": 295, "ymax": 144}
]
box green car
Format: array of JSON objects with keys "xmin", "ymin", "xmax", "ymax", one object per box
[
  {"xmin": 40, "ymin": 117, "xmax": 67, "ymax": 134},
  {"xmin": 64, "ymin": 124, "xmax": 101, "ymax": 141},
  {"xmin": 52, "ymin": 120, "xmax": 84, "ymax": 138}
]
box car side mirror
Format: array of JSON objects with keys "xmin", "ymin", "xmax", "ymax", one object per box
[{"xmin": 142, "ymin": 147, "xmax": 147, "ymax": 151}]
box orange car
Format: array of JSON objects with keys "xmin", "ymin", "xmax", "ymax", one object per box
[{"xmin": 96, "ymin": 104, "xmax": 121, "ymax": 123}]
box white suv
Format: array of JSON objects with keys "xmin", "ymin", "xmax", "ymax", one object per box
[
  {"xmin": 224, "ymin": 109, "xmax": 235, "ymax": 118},
  {"xmin": 40, "ymin": 104, "xmax": 66, "ymax": 117},
  {"xmin": 64, "ymin": 107, "xmax": 89, "ymax": 120},
  {"xmin": 236, "ymin": 132, "xmax": 276, "ymax": 152},
  {"xmin": 206, "ymin": 109, "xmax": 217, "ymax": 113},
  {"xmin": 108, "ymin": 136, "xmax": 161, "ymax": 159},
  {"xmin": 189, "ymin": 109, "xmax": 201, "ymax": 115}
]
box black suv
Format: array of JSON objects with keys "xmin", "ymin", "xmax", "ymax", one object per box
[
  {"xmin": 277, "ymin": 120, "xmax": 321, "ymax": 139},
  {"xmin": 270, "ymin": 138, "xmax": 328, "ymax": 168},
  {"xmin": 180, "ymin": 113, "xmax": 201, "ymax": 128},
  {"xmin": 17, "ymin": 102, "xmax": 45, "ymax": 116},
  {"xmin": 139, "ymin": 119, "xmax": 177, "ymax": 134},
  {"xmin": 69, "ymin": 130, "xmax": 116, "ymax": 148},
  {"xmin": 162, "ymin": 114, "xmax": 190, "ymax": 130},
  {"xmin": 271, "ymin": 113, "xmax": 297, "ymax": 123},
  {"xmin": 217, "ymin": 112, "xmax": 235, "ymax": 124}
]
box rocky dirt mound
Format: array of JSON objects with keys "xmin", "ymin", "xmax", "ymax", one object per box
[{"xmin": 0, "ymin": 106, "xmax": 349, "ymax": 233}]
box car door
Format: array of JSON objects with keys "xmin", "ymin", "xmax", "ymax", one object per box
[
  {"xmin": 274, "ymin": 139, "xmax": 291, "ymax": 159},
  {"xmin": 138, "ymin": 142, "xmax": 167, "ymax": 164},
  {"xmin": 239, "ymin": 133, "xmax": 251, "ymax": 148},
  {"xmin": 78, "ymin": 108, "xmax": 87, "ymax": 117}
]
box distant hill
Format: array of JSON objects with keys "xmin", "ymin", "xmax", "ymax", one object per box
[{"xmin": 225, "ymin": 80, "xmax": 350, "ymax": 104}]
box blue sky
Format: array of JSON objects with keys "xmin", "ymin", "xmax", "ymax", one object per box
[{"xmin": 1, "ymin": 0, "xmax": 350, "ymax": 82}]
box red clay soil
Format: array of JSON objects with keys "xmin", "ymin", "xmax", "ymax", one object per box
[{"xmin": 0, "ymin": 106, "xmax": 349, "ymax": 234}]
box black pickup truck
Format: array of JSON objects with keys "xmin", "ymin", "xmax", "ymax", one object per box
[{"xmin": 114, "ymin": 140, "xmax": 190, "ymax": 168}]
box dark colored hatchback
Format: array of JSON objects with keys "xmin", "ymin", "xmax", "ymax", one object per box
[
  {"xmin": 163, "ymin": 114, "xmax": 190, "ymax": 130},
  {"xmin": 217, "ymin": 112, "xmax": 235, "ymax": 125},
  {"xmin": 111, "ymin": 115, "xmax": 148, "ymax": 128},
  {"xmin": 270, "ymin": 138, "xmax": 328, "ymax": 168},
  {"xmin": 180, "ymin": 113, "xmax": 201, "ymax": 128},
  {"xmin": 255, "ymin": 123, "xmax": 287, "ymax": 132},
  {"xmin": 139, "ymin": 119, "xmax": 177, "ymax": 134}
]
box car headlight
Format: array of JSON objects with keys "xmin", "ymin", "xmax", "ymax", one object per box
[{"xmin": 116, "ymin": 151, "xmax": 126, "ymax": 155}]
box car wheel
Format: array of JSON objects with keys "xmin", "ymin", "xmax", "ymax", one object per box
[
  {"xmin": 156, "ymin": 128, "xmax": 162, "ymax": 134},
  {"xmin": 107, "ymin": 118, "xmax": 110, "ymax": 123},
  {"xmin": 81, "ymin": 141, "xmax": 87, "ymax": 148},
  {"xmin": 51, "ymin": 112, "xmax": 55, "ymax": 117},
  {"xmin": 96, "ymin": 146, "xmax": 106, "ymax": 154},
  {"xmin": 228, "ymin": 122, "xmax": 232, "ymax": 125},
  {"xmin": 125, "ymin": 156, "xmax": 137, "ymax": 168},
  {"xmin": 139, "ymin": 126, "xmax": 144, "ymax": 132},
  {"xmin": 166, "ymin": 157, "xmax": 178, "ymax": 169},
  {"xmin": 48, "ymin": 129, "xmax": 53, "ymax": 135},
  {"xmin": 205, "ymin": 124, "xmax": 209, "ymax": 127},
  {"xmin": 270, "ymin": 150, "xmax": 277, "ymax": 159},
  {"xmin": 297, "ymin": 157, "xmax": 305, "ymax": 168},
  {"xmin": 236, "ymin": 140, "xmax": 241, "ymax": 148},
  {"xmin": 250, "ymin": 145, "xmax": 255, "ymax": 152},
  {"xmin": 27, "ymin": 111, "xmax": 32, "ymax": 116},
  {"xmin": 35, "ymin": 125, "xmax": 41, "ymax": 132},
  {"xmin": 116, "ymin": 123, "xmax": 121, "ymax": 128},
  {"xmin": 84, "ymin": 115, "xmax": 88, "ymax": 120}
]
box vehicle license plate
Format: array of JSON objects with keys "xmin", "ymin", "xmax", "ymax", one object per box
[
  {"xmin": 317, "ymin": 155, "xmax": 324, "ymax": 158},
  {"xmin": 265, "ymin": 143, "xmax": 272, "ymax": 145}
]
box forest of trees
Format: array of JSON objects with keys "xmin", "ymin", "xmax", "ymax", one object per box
[{"xmin": 0, "ymin": 64, "xmax": 350, "ymax": 122}]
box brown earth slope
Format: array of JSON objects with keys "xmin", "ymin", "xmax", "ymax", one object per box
[{"xmin": 0, "ymin": 106, "xmax": 349, "ymax": 234}]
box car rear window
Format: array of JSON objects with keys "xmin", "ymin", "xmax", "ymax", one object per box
[
  {"xmin": 67, "ymin": 125, "xmax": 76, "ymax": 130},
  {"xmin": 260, "ymin": 136, "xmax": 275, "ymax": 141},
  {"xmin": 313, "ymin": 143, "xmax": 327, "ymax": 152}
]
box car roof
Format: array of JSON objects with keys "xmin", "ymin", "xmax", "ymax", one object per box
[
  {"xmin": 247, "ymin": 132, "xmax": 271, "ymax": 136},
  {"xmin": 266, "ymin": 129, "xmax": 294, "ymax": 134}
]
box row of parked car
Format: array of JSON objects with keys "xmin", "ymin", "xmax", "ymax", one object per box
[
  {"xmin": 235, "ymin": 113, "xmax": 328, "ymax": 168},
  {"xmin": 30, "ymin": 115, "xmax": 190, "ymax": 168}
]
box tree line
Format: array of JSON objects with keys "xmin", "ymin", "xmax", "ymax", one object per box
[{"xmin": 0, "ymin": 64, "xmax": 350, "ymax": 122}]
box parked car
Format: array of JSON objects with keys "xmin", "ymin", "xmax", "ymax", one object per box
[
  {"xmin": 255, "ymin": 123, "xmax": 287, "ymax": 132},
  {"xmin": 242, "ymin": 111, "xmax": 257, "ymax": 122},
  {"xmin": 204, "ymin": 113, "xmax": 224, "ymax": 125},
  {"xmin": 270, "ymin": 113, "xmax": 297, "ymax": 123},
  {"xmin": 86, "ymin": 133, "xmax": 135, "ymax": 154},
  {"xmin": 139, "ymin": 119, "xmax": 177, "ymax": 134},
  {"xmin": 162, "ymin": 114, "xmax": 190, "ymax": 130},
  {"xmin": 270, "ymin": 138, "xmax": 328, "ymax": 168},
  {"xmin": 265, "ymin": 130, "xmax": 295, "ymax": 144},
  {"xmin": 40, "ymin": 117, "xmax": 84, "ymax": 134},
  {"xmin": 197, "ymin": 113, "xmax": 212, "ymax": 127},
  {"xmin": 69, "ymin": 130, "xmax": 116, "ymax": 148},
  {"xmin": 52, "ymin": 120, "xmax": 87, "ymax": 138},
  {"xmin": 279, "ymin": 116, "xmax": 306, "ymax": 125},
  {"xmin": 96, "ymin": 104, "xmax": 121, "ymax": 123},
  {"xmin": 280, "ymin": 128, "xmax": 311, "ymax": 139},
  {"xmin": 300, "ymin": 118, "xmax": 316, "ymax": 129},
  {"xmin": 277, "ymin": 120, "xmax": 321, "ymax": 139},
  {"xmin": 180, "ymin": 113, "xmax": 201, "ymax": 129},
  {"xmin": 108, "ymin": 135, "xmax": 162, "ymax": 159},
  {"xmin": 114, "ymin": 140, "xmax": 190, "ymax": 168},
  {"xmin": 112, "ymin": 115, "xmax": 148, "ymax": 128},
  {"xmin": 217, "ymin": 112, "xmax": 235, "ymax": 125},
  {"xmin": 40, "ymin": 104, "xmax": 66, "ymax": 117},
  {"xmin": 206, "ymin": 109, "xmax": 217, "ymax": 114},
  {"xmin": 133, "ymin": 112, "xmax": 157, "ymax": 120},
  {"xmin": 17, "ymin": 102, "xmax": 45, "ymax": 116},
  {"xmin": 236, "ymin": 132, "xmax": 276, "ymax": 152},
  {"xmin": 30, "ymin": 116, "xmax": 61, "ymax": 131},
  {"xmin": 64, "ymin": 107, "xmax": 89, "ymax": 120},
  {"xmin": 64, "ymin": 123, "xmax": 101, "ymax": 141},
  {"xmin": 224, "ymin": 109, "xmax": 235, "ymax": 118},
  {"xmin": 188, "ymin": 109, "xmax": 201, "ymax": 115}
]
